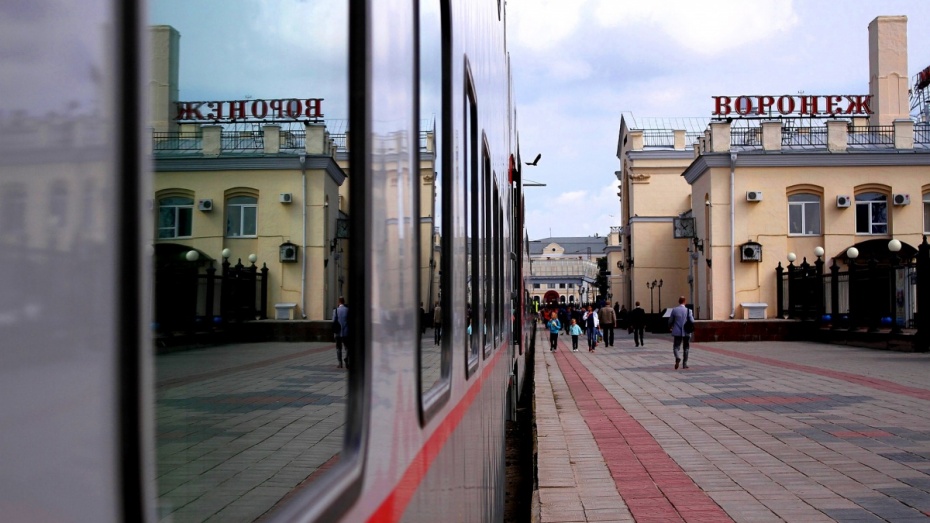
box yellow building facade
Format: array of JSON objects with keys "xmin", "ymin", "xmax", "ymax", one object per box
[{"xmin": 617, "ymin": 16, "xmax": 929, "ymax": 323}]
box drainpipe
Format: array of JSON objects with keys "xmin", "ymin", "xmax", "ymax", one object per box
[
  {"xmin": 299, "ymin": 154, "xmax": 308, "ymax": 318},
  {"xmin": 729, "ymin": 152, "xmax": 737, "ymax": 319}
]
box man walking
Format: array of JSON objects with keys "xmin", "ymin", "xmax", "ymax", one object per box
[
  {"xmin": 599, "ymin": 301, "xmax": 616, "ymax": 347},
  {"xmin": 629, "ymin": 301, "xmax": 646, "ymax": 347},
  {"xmin": 334, "ymin": 297, "xmax": 349, "ymax": 368},
  {"xmin": 432, "ymin": 301, "xmax": 442, "ymax": 345},
  {"xmin": 668, "ymin": 296, "xmax": 694, "ymax": 369}
]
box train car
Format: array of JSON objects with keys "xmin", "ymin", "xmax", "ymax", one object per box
[{"xmin": 0, "ymin": 0, "xmax": 532, "ymax": 522}]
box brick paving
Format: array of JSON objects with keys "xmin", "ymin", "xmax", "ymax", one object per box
[{"xmin": 534, "ymin": 329, "xmax": 930, "ymax": 522}]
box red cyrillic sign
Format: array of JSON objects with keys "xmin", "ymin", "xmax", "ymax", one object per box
[
  {"xmin": 712, "ymin": 95, "xmax": 872, "ymax": 117},
  {"xmin": 175, "ymin": 98, "xmax": 324, "ymax": 123}
]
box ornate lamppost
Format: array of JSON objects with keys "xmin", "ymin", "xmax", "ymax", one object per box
[
  {"xmin": 647, "ymin": 280, "xmax": 658, "ymax": 313},
  {"xmin": 888, "ymin": 238, "xmax": 902, "ymax": 334},
  {"xmin": 846, "ymin": 247, "xmax": 859, "ymax": 331}
]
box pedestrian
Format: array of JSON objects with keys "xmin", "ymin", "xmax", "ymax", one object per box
[
  {"xmin": 432, "ymin": 300, "xmax": 442, "ymax": 345},
  {"xmin": 668, "ymin": 296, "xmax": 694, "ymax": 369},
  {"xmin": 630, "ymin": 301, "xmax": 646, "ymax": 347},
  {"xmin": 583, "ymin": 305, "xmax": 599, "ymax": 352},
  {"xmin": 569, "ymin": 319, "xmax": 582, "ymax": 351},
  {"xmin": 420, "ymin": 302, "xmax": 428, "ymax": 335},
  {"xmin": 547, "ymin": 311, "xmax": 561, "ymax": 351},
  {"xmin": 617, "ymin": 305, "xmax": 628, "ymax": 332},
  {"xmin": 333, "ymin": 296, "xmax": 349, "ymax": 368},
  {"xmin": 599, "ymin": 301, "xmax": 616, "ymax": 347}
]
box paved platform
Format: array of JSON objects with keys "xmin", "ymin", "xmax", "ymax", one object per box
[{"xmin": 533, "ymin": 329, "xmax": 930, "ymax": 522}]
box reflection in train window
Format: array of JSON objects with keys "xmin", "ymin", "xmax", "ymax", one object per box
[
  {"xmin": 418, "ymin": 0, "xmax": 450, "ymax": 410},
  {"xmin": 464, "ymin": 67, "xmax": 480, "ymax": 372},
  {"xmin": 482, "ymin": 145, "xmax": 492, "ymax": 356},
  {"xmin": 148, "ymin": 1, "xmax": 350, "ymax": 521}
]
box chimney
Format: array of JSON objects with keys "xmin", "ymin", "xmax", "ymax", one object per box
[
  {"xmin": 150, "ymin": 25, "xmax": 181, "ymax": 133},
  {"xmin": 868, "ymin": 16, "xmax": 909, "ymax": 126}
]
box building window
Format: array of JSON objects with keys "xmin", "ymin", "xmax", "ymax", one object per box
[
  {"xmin": 924, "ymin": 193, "xmax": 930, "ymax": 234},
  {"xmin": 855, "ymin": 192, "xmax": 887, "ymax": 235},
  {"xmin": 788, "ymin": 193, "xmax": 821, "ymax": 235},
  {"xmin": 158, "ymin": 196, "xmax": 193, "ymax": 239},
  {"xmin": 568, "ymin": 283, "xmax": 574, "ymax": 289},
  {"xmin": 558, "ymin": 283, "xmax": 565, "ymax": 289},
  {"xmin": 226, "ymin": 195, "xmax": 258, "ymax": 237},
  {"xmin": 533, "ymin": 283, "xmax": 540, "ymax": 289},
  {"xmin": 547, "ymin": 283, "xmax": 554, "ymax": 289}
]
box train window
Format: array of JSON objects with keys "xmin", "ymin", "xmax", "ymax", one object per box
[
  {"xmin": 464, "ymin": 66, "xmax": 480, "ymax": 374},
  {"xmin": 418, "ymin": 0, "xmax": 451, "ymax": 414},
  {"xmin": 149, "ymin": 1, "xmax": 353, "ymax": 521},
  {"xmin": 482, "ymin": 144, "xmax": 492, "ymax": 357}
]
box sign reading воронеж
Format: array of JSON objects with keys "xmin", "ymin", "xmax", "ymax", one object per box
[{"xmin": 713, "ymin": 95, "xmax": 872, "ymax": 118}]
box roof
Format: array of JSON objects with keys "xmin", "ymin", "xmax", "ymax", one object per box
[{"xmin": 529, "ymin": 236, "xmax": 607, "ymax": 256}]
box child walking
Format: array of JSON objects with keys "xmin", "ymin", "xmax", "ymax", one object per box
[
  {"xmin": 547, "ymin": 311, "xmax": 561, "ymax": 351},
  {"xmin": 569, "ymin": 319, "xmax": 582, "ymax": 351}
]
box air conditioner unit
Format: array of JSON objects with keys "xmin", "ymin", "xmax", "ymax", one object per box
[
  {"xmin": 279, "ymin": 242, "xmax": 298, "ymax": 262},
  {"xmin": 280, "ymin": 193, "xmax": 293, "ymax": 204},
  {"xmin": 198, "ymin": 199, "xmax": 213, "ymax": 212},
  {"xmin": 746, "ymin": 191, "xmax": 763, "ymax": 202},
  {"xmin": 893, "ymin": 193, "xmax": 910, "ymax": 206},
  {"xmin": 836, "ymin": 195, "xmax": 851, "ymax": 208},
  {"xmin": 740, "ymin": 242, "xmax": 763, "ymax": 262}
]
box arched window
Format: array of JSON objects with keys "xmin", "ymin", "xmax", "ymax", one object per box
[
  {"xmin": 855, "ymin": 192, "xmax": 887, "ymax": 234},
  {"xmin": 226, "ymin": 195, "xmax": 257, "ymax": 237},
  {"xmin": 788, "ymin": 193, "xmax": 821, "ymax": 235},
  {"xmin": 157, "ymin": 196, "xmax": 193, "ymax": 239}
]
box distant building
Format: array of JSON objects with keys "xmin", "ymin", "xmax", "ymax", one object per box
[{"xmin": 527, "ymin": 236, "xmax": 606, "ymax": 307}]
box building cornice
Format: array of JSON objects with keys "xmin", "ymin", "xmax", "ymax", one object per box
[
  {"xmin": 683, "ymin": 150, "xmax": 930, "ymax": 184},
  {"xmin": 155, "ymin": 155, "xmax": 347, "ymax": 185}
]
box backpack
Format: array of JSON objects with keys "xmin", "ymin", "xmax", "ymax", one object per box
[{"xmin": 684, "ymin": 311, "xmax": 695, "ymax": 334}]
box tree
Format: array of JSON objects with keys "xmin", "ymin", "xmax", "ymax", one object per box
[{"xmin": 596, "ymin": 256, "xmax": 608, "ymax": 303}]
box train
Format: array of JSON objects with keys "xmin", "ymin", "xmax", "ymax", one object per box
[{"xmin": 0, "ymin": 0, "xmax": 534, "ymax": 521}]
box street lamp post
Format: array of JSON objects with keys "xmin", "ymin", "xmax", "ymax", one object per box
[
  {"xmin": 647, "ymin": 280, "xmax": 658, "ymax": 313},
  {"xmin": 888, "ymin": 239, "xmax": 902, "ymax": 334},
  {"xmin": 657, "ymin": 279, "xmax": 664, "ymax": 312},
  {"xmin": 846, "ymin": 247, "xmax": 859, "ymax": 331}
]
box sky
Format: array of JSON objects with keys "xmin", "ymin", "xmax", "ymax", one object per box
[
  {"xmin": 506, "ymin": 0, "xmax": 930, "ymax": 240},
  {"xmin": 147, "ymin": 1, "xmax": 930, "ymax": 242}
]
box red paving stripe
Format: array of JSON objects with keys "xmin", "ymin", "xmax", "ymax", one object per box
[
  {"xmin": 696, "ymin": 344, "xmax": 930, "ymax": 401},
  {"xmin": 552, "ymin": 345, "xmax": 734, "ymax": 523}
]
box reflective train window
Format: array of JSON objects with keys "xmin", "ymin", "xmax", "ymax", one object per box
[
  {"xmin": 464, "ymin": 70, "xmax": 480, "ymax": 372},
  {"xmin": 418, "ymin": 0, "xmax": 450, "ymax": 407},
  {"xmin": 482, "ymin": 145, "xmax": 492, "ymax": 356},
  {"xmin": 149, "ymin": 2, "xmax": 351, "ymax": 521}
]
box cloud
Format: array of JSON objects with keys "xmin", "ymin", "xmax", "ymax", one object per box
[
  {"xmin": 591, "ymin": 0, "xmax": 799, "ymax": 56},
  {"xmin": 510, "ymin": 0, "xmax": 586, "ymax": 51}
]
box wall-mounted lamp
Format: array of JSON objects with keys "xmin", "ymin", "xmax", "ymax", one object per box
[{"xmin": 616, "ymin": 260, "xmax": 624, "ymax": 271}]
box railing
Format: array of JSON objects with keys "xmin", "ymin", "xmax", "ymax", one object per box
[
  {"xmin": 642, "ymin": 130, "xmax": 675, "ymax": 147},
  {"xmin": 782, "ymin": 127, "xmax": 827, "ymax": 147},
  {"xmin": 152, "ymin": 132, "xmax": 202, "ymax": 151},
  {"xmin": 221, "ymin": 132, "xmax": 263, "ymax": 150},
  {"xmin": 776, "ymin": 255, "xmax": 919, "ymax": 330},
  {"xmin": 280, "ymin": 130, "xmax": 305, "ymax": 149},
  {"xmin": 731, "ymin": 127, "xmax": 761, "ymax": 147},
  {"xmin": 915, "ymin": 124, "xmax": 930, "ymax": 144},
  {"xmin": 847, "ymin": 125, "xmax": 894, "ymax": 145}
]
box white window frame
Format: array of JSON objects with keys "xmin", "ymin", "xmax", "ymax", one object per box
[
  {"xmin": 855, "ymin": 192, "xmax": 888, "ymax": 235},
  {"xmin": 157, "ymin": 196, "xmax": 194, "ymax": 239},
  {"xmin": 924, "ymin": 193, "xmax": 930, "ymax": 234},
  {"xmin": 226, "ymin": 195, "xmax": 258, "ymax": 238},
  {"xmin": 787, "ymin": 193, "xmax": 821, "ymax": 236}
]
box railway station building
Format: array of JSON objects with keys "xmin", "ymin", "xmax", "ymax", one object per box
[
  {"xmin": 527, "ymin": 235, "xmax": 607, "ymax": 307},
  {"xmin": 616, "ymin": 16, "xmax": 929, "ymax": 330}
]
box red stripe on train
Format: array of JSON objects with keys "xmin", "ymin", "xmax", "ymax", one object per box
[{"xmin": 369, "ymin": 342, "xmax": 508, "ymax": 522}]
